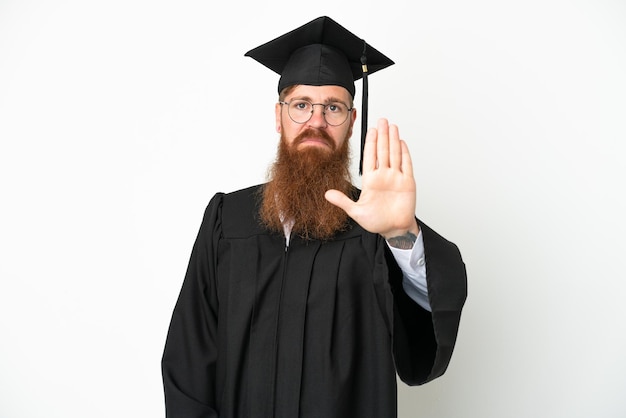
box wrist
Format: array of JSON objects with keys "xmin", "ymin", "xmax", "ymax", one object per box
[
  {"xmin": 383, "ymin": 221, "xmax": 420, "ymax": 250},
  {"xmin": 386, "ymin": 231, "xmax": 417, "ymax": 250}
]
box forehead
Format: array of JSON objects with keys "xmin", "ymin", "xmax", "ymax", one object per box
[{"xmin": 287, "ymin": 85, "xmax": 352, "ymax": 102}]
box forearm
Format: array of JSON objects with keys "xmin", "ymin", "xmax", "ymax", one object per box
[{"xmin": 386, "ymin": 225, "xmax": 431, "ymax": 311}]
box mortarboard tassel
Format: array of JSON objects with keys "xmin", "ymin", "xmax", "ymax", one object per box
[{"xmin": 359, "ymin": 41, "xmax": 368, "ymax": 175}]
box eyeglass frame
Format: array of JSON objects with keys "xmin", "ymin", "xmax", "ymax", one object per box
[{"xmin": 278, "ymin": 99, "xmax": 354, "ymax": 126}]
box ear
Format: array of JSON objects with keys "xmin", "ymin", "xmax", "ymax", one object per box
[
  {"xmin": 275, "ymin": 102, "xmax": 282, "ymax": 133},
  {"xmin": 347, "ymin": 107, "xmax": 357, "ymax": 138}
]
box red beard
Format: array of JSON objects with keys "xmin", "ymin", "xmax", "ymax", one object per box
[{"xmin": 259, "ymin": 128, "xmax": 353, "ymax": 241}]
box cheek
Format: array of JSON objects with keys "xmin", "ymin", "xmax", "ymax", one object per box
[
  {"xmin": 280, "ymin": 123, "xmax": 303, "ymax": 146},
  {"xmin": 334, "ymin": 127, "xmax": 352, "ymax": 147},
  {"xmin": 279, "ymin": 130, "xmax": 296, "ymax": 149}
]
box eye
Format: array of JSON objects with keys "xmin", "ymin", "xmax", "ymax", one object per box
[
  {"xmin": 326, "ymin": 103, "xmax": 345, "ymax": 114},
  {"xmin": 292, "ymin": 100, "xmax": 311, "ymax": 111}
]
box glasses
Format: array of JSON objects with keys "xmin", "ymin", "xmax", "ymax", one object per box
[{"xmin": 279, "ymin": 99, "xmax": 353, "ymax": 126}]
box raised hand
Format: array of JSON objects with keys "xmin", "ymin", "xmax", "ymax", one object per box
[{"xmin": 325, "ymin": 118, "xmax": 420, "ymax": 241}]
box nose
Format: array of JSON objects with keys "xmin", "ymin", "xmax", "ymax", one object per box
[{"xmin": 307, "ymin": 104, "xmax": 328, "ymax": 128}]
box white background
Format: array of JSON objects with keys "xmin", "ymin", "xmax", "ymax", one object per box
[{"xmin": 1, "ymin": 1, "xmax": 625, "ymax": 417}]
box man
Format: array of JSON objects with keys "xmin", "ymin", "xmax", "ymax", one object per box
[{"xmin": 162, "ymin": 16, "xmax": 467, "ymax": 418}]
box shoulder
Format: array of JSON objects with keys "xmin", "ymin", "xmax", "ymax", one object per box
[
  {"xmin": 213, "ymin": 184, "xmax": 266, "ymax": 238},
  {"xmin": 203, "ymin": 184, "xmax": 263, "ymax": 210},
  {"xmin": 222, "ymin": 184, "xmax": 263, "ymax": 205}
]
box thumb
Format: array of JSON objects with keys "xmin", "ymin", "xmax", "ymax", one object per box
[{"xmin": 324, "ymin": 189, "xmax": 355, "ymax": 214}]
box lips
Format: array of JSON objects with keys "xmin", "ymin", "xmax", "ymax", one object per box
[
  {"xmin": 294, "ymin": 129, "xmax": 334, "ymax": 150},
  {"xmin": 300, "ymin": 138, "xmax": 331, "ymax": 148}
]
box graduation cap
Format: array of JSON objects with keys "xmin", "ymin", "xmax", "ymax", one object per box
[{"xmin": 245, "ymin": 16, "xmax": 394, "ymax": 174}]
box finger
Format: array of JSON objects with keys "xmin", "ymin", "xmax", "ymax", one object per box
[
  {"xmin": 400, "ymin": 140, "xmax": 414, "ymax": 177},
  {"xmin": 389, "ymin": 123, "xmax": 402, "ymax": 169},
  {"xmin": 362, "ymin": 127, "xmax": 378, "ymax": 173},
  {"xmin": 377, "ymin": 118, "xmax": 390, "ymax": 168},
  {"xmin": 324, "ymin": 189, "xmax": 356, "ymax": 215}
]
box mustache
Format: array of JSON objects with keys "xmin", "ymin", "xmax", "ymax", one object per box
[{"xmin": 292, "ymin": 128, "xmax": 335, "ymax": 150}]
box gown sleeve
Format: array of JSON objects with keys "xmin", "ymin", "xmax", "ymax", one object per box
[
  {"xmin": 161, "ymin": 193, "xmax": 224, "ymax": 418},
  {"xmin": 386, "ymin": 230, "xmax": 431, "ymax": 311},
  {"xmin": 386, "ymin": 219, "xmax": 467, "ymax": 386}
]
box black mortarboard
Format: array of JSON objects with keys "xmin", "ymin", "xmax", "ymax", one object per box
[{"xmin": 245, "ymin": 16, "xmax": 394, "ymax": 174}]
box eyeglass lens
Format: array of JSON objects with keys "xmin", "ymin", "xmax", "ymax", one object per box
[{"xmin": 286, "ymin": 100, "xmax": 349, "ymax": 126}]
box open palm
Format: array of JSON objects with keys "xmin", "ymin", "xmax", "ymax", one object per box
[{"xmin": 325, "ymin": 118, "xmax": 419, "ymax": 239}]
